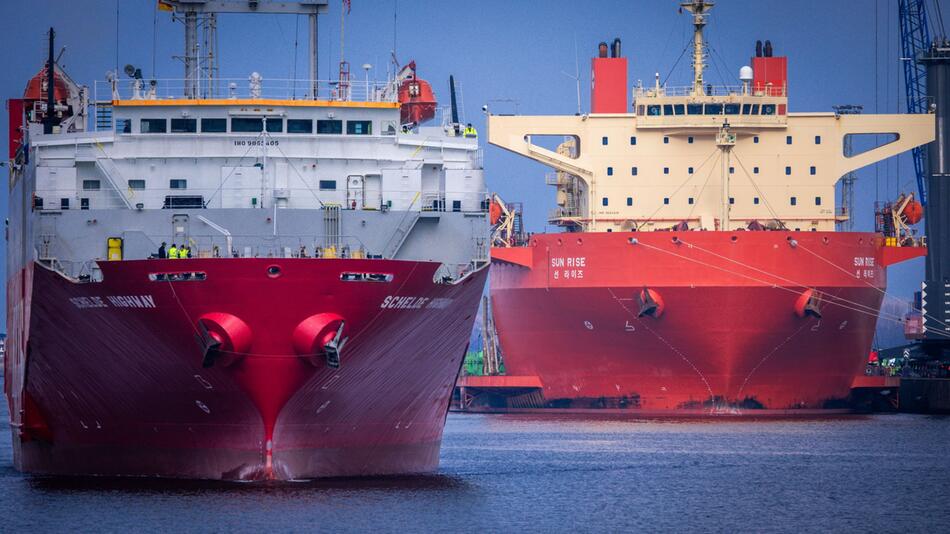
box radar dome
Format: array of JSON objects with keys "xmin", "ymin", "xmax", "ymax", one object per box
[{"xmin": 739, "ymin": 66, "xmax": 754, "ymax": 82}]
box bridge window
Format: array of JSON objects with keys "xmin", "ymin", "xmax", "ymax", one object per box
[
  {"xmin": 630, "ymin": 136, "xmax": 637, "ymax": 145},
  {"xmin": 790, "ymin": 196, "xmax": 797, "ymax": 206},
  {"xmin": 115, "ymin": 118, "xmax": 131, "ymax": 134},
  {"xmin": 815, "ymin": 196, "xmax": 822, "ymax": 206},
  {"xmin": 319, "ymin": 180, "xmax": 337, "ymax": 190},
  {"xmin": 347, "ymin": 120, "xmax": 372, "ymax": 135},
  {"xmin": 627, "ymin": 197, "xmax": 633, "ymax": 206},
  {"xmin": 201, "ymin": 118, "xmax": 226, "ymax": 133},
  {"xmin": 602, "ymin": 136, "xmax": 608, "ymax": 145},
  {"xmin": 631, "ymin": 167, "xmax": 638, "ymax": 176},
  {"xmin": 742, "ymin": 104, "xmax": 752, "ymax": 115},
  {"xmin": 761, "ymin": 104, "xmax": 776, "ymax": 115},
  {"xmin": 265, "ymin": 117, "xmax": 283, "ymax": 133},
  {"xmin": 128, "ymin": 179, "xmax": 145, "ymax": 190},
  {"xmin": 231, "ymin": 117, "xmax": 264, "ymax": 132},
  {"xmin": 687, "ymin": 104, "xmax": 703, "ymax": 115},
  {"xmin": 647, "ymin": 105, "xmax": 661, "ymax": 116},
  {"xmin": 170, "ymin": 118, "xmax": 197, "ymax": 133},
  {"xmin": 288, "ymin": 119, "xmax": 313, "ymax": 134},
  {"xmin": 602, "ymin": 197, "xmax": 609, "ymax": 206},
  {"xmin": 663, "ymin": 104, "xmax": 674, "ymax": 115},
  {"xmin": 674, "ymin": 104, "xmax": 685, "ymax": 115},
  {"xmin": 170, "ymin": 179, "xmax": 188, "ymax": 189},
  {"xmin": 785, "ymin": 166, "xmax": 792, "ymax": 175},
  {"xmin": 82, "ymin": 179, "xmax": 101, "ymax": 190},
  {"xmin": 607, "ymin": 167, "xmax": 614, "ymax": 176},
  {"xmin": 704, "ymin": 103, "xmax": 723, "ymax": 115},
  {"xmin": 140, "ymin": 118, "xmax": 167, "ymax": 133},
  {"xmin": 317, "ymin": 119, "xmax": 343, "ymax": 134},
  {"xmin": 725, "ymin": 104, "xmax": 740, "ymax": 115},
  {"xmin": 810, "ymin": 166, "xmax": 816, "ymax": 175}
]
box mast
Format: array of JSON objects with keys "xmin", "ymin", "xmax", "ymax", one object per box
[
  {"xmin": 681, "ymin": 0, "xmax": 714, "ymax": 97},
  {"xmin": 44, "ymin": 27, "xmax": 55, "ymax": 134}
]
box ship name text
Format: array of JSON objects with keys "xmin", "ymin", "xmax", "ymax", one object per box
[
  {"xmin": 380, "ymin": 295, "xmax": 453, "ymax": 310},
  {"xmin": 70, "ymin": 295, "xmax": 157, "ymax": 309},
  {"xmin": 551, "ymin": 256, "xmax": 586, "ymax": 280}
]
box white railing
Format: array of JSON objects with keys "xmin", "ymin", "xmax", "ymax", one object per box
[
  {"xmin": 634, "ymin": 84, "xmax": 787, "ymax": 99},
  {"xmin": 95, "ymin": 77, "xmax": 397, "ymax": 104}
]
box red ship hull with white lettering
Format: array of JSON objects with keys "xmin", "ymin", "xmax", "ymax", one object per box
[
  {"xmin": 489, "ymin": 231, "xmax": 921, "ymax": 413},
  {"xmin": 5, "ymin": 258, "xmax": 486, "ymax": 480}
]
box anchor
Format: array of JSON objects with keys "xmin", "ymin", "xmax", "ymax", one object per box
[{"xmin": 323, "ymin": 321, "xmax": 348, "ymax": 369}]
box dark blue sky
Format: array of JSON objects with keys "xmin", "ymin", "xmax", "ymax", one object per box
[{"xmin": 2, "ymin": 0, "xmax": 949, "ymax": 330}]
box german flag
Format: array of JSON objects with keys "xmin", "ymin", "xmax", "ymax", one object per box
[{"xmin": 157, "ymin": 0, "xmax": 174, "ymax": 12}]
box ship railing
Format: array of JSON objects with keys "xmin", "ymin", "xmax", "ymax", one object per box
[
  {"xmin": 549, "ymin": 207, "xmax": 580, "ymax": 219},
  {"xmin": 634, "ymin": 84, "xmax": 787, "ymax": 99},
  {"xmin": 94, "ymin": 78, "xmax": 396, "ymax": 105}
]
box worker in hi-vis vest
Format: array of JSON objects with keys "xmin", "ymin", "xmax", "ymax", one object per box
[
  {"xmin": 179, "ymin": 246, "xmax": 190, "ymax": 259},
  {"xmin": 168, "ymin": 243, "xmax": 179, "ymax": 259},
  {"xmin": 463, "ymin": 123, "xmax": 477, "ymax": 138}
]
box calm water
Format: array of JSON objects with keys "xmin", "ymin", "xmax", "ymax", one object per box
[{"xmin": 2, "ymin": 399, "xmax": 949, "ymax": 532}]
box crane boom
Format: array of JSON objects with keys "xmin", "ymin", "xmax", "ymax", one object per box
[{"xmin": 899, "ymin": 0, "xmax": 932, "ymax": 204}]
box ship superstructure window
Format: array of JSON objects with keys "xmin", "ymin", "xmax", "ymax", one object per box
[
  {"xmin": 115, "ymin": 119, "xmax": 131, "ymax": 134},
  {"xmin": 60, "ymin": 198, "xmax": 69, "ymax": 209},
  {"xmin": 602, "ymin": 136, "xmax": 608, "ymax": 145},
  {"xmin": 664, "ymin": 105, "xmax": 674, "ymax": 115},
  {"xmin": 687, "ymin": 104, "xmax": 702, "ymax": 115},
  {"xmin": 170, "ymin": 179, "xmax": 187, "ymax": 189},
  {"xmin": 785, "ymin": 166, "xmax": 792, "ymax": 175},
  {"xmin": 232, "ymin": 117, "xmax": 264, "ymax": 132},
  {"xmin": 319, "ymin": 180, "xmax": 337, "ymax": 190},
  {"xmin": 630, "ymin": 136, "xmax": 637, "ymax": 145},
  {"xmin": 201, "ymin": 118, "xmax": 227, "ymax": 132},
  {"xmin": 674, "ymin": 104, "xmax": 685, "ymax": 115},
  {"xmin": 815, "ymin": 135, "xmax": 822, "ymax": 144},
  {"xmin": 810, "ymin": 166, "xmax": 817, "ymax": 175},
  {"xmin": 164, "ymin": 196, "xmax": 203, "ymax": 209},
  {"xmin": 753, "ymin": 136, "xmax": 759, "ymax": 144},
  {"xmin": 663, "ymin": 197, "xmax": 670, "ymax": 205},
  {"xmin": 287, "ymin": 119, "xmax": 313, "ymax": 134},
  {"xmin": 754, "ymin": 197, "xmax": 760, "ymax": 205},
  {"xmin": 762, "ymin": 104, "xmax": 776, "ymax": 115},
  {"xmin": 815, "ymin": 197, "xmax": 822, "ymax": 205},
  {"xmin": 317, "ymin": 119, "xmax": 343, "ymax": 134},
  {"xmin": 725, "ymin": 104, "xmax": 740, "ymax": 115},
  {"xmin": 631, "ymin": 167, "xmax": 638, "ymax": 175},
  {"xmin": 753, "ymin": 166, "xmax": 759, "ymax": 174},
  {"xmin": 704, "ymin": 103, "xmax": 723, "ymax": 115},
  {"xmin": 128, "ymin": 179, "xmax": 145, "ymax": 190},
  {"xmin": 729, "ymin": 197, "xmax": 735, "ymax": 204},
  {"xmin": 265, "ymin": 117, "xmax": 283, "ymax": 133},
  {"xmin": 602, "ymin": 197, "xmax": 609, "ymax": 206},
  {"xmin": 729, "ymin": 167, "xmax": 735, "ymax": 174},
  {"xmin": 141, "ymin": 118, "xmax": 167, "ymax": 133},
  {"xmin": 790, "ymin": 196, "xmax": 798, "ymax": 206},
  {"xmin": 607, "ymin": 167, "xmax": 613, "ymax": 176},
  {"xmin": 786, "ymin": 135, "xmax": 793, "ymax": 145},
  {"xmin": 80, "ymin": 198, "xmax": 89, "ymax": 210},
  {"xmin": 82, "ymin": 179, "xmax": 101, "ymax": 190},
  {"xmin": 347, "ymin": 120, "xmax": 372, "ymax": 135},
  {"xmin": 688, "ymin": 136, "xmax": 694, "ymax": 144},
  {"xmin": 742, "ymin": 104, "xmax": 752, "ymax": 115},
  {"xmin": 663, "ymin": 167, "xmax": 669, "ymax": 174},
  {"xmin": 663, "ymin": 137, "xmax": 669, "ymax": 144},
  {"xmin": 688, "ymin": 167, "xmax": 694, "ymax": 174},
  {"xmin": 627, "ymin": 197, "xmax": 632, "ymax": 206},
  {"xmin": 647, "ymin": 105, "xmax": 661, "ymax": 116},
  {"xmin": 171, "ymin": 118, "xmax": 197, "ymax": 133},
  {"xmin": 688, "ymin": 197, "xmax": 694, "ymax": 204}
]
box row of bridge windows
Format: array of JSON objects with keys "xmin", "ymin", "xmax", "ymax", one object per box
[{"xmin": 120, "ymin": 117, "xmax": 379, "ymax": 135}]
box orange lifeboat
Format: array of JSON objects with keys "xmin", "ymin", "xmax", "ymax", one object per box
[{"xmin": 397, "ymin": 61, "xmax": 437, "ymax": 125}]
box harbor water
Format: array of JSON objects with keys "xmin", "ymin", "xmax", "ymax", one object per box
[{"xmin": 3, "ymin": 397, "xmax": 949, "ymax": 531}]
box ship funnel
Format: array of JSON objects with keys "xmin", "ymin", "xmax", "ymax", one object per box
[
  {"xmin": 598, "ymin": 41, "xmax": 609, "ymax": 58},
  {"xmin": 764, "ymin": 40, "xmax": 773, "ymax": 57},
  {"xmin": 611, "ymin": 38, "xmax": 622, "ymax": 58},
  {"xmin": 755, "ymin": 40, "xmax": 763, "ymax": 58}
]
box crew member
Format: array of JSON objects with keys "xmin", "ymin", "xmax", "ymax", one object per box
[
  {"xmin": 180, "ymin": 245, "xmax": 190, "ymax": 259},
  {"xmin": 168, "ymin": 243, "xmax": 179, "ymax": 259},
  {"xmin": 463, "ymin": 123, "xmax": 478, "ymax": 138},
  {"xmin": 158, "ymin": 241, "xmax": 167, "ymax": 259}
]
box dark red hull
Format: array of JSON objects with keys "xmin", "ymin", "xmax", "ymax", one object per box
[
  {"xmin": 490, "ymin": 231, "xmax": 906, "ymax": 412},
  {"xmin": 6, "ymin": 258, "xmax": 486, "ymax": 480}
]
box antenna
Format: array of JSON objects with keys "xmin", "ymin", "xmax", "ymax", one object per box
[{"xmin": 680, "ymin": 0, "xmax": 714, "ymax": 96}]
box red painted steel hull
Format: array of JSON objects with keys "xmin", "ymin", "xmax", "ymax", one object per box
[
  {"xmin": 7, "ymin": 258, "xmax": 486, "ymax": 480},
  {"xmin": 490, "ymin": 231, "xmax": 895, "ymax": 412}
]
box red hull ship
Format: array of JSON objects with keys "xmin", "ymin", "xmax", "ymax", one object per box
[{"xmin": 478, "ymin": 1, "xmax": 936, "ymax": 413}]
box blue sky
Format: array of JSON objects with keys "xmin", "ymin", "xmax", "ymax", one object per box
[{"xmin": 2, "ymin": 0, "xmax": 948, "ymax": 333}]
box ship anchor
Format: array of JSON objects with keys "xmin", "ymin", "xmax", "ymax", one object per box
[{"xmin": 323, "ymin": 321, "xmax": 348, "ymax": 369}]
